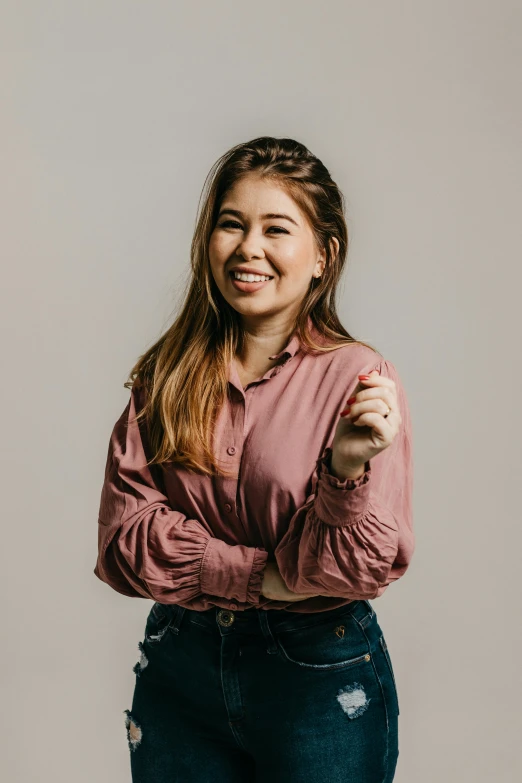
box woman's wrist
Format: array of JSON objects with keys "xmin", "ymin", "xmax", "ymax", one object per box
[{"xmin": 329, "ymin": 450, "xmax": 366, "ymax": 481}]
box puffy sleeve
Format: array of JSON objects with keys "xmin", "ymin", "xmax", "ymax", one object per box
[
  {"xmin": 94, "ymin": 383, "xmax": 269, "ymax": 604},
  {"xmin": 274, "ymin": 357, "xmax": 414, "ymax": 600}
]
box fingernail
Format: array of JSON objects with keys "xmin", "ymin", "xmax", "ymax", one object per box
[
  {"xmin": 358, "ymin": 375, "xmax": 370, "ymax": 380},
  {"xmin": 340, "ymin": 407, "xmax": 351, "ymax": 416},
  {"xmin": 347, "ymin": 396, "xmax": 356, "ymax": 404}
]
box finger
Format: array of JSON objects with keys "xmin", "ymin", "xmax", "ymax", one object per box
[
  {"xmin": 352, "ymin": 410, "xmax": 397, "ymax": 436},
  {"xmin": 358, "ymin": 370, "xmax": 395, "ymax": 390},
  {"xmin": 344, "ymin": 387, "xmax": 396, "ymax": 409},
  {"xmin": 344, "ymin": 398, "xmax": 393, "ymax": 420},
  {"xmin": 348, "ymin": 368, "xmax": 379, "ymax": 397}
]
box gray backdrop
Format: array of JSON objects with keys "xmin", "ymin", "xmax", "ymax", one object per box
[{"xmin": 2, "ymin": 1, "xmax": 521, "ymax": 781}]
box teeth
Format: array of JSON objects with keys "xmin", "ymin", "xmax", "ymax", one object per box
[{"xmin": 232, "ymin": 272, "xmax": 272, "ymax": 282}]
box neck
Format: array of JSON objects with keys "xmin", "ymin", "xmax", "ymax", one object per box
[{"xmin": 236, "ymin": 316, "xmax": 296, "ymax": 366}]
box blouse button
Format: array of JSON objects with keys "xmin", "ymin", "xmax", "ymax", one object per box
[
  {"xmin": 230, "ymin": 602, "xmax": 238, "ymax": 610},
  {"xmin": 227, "ymin": 446, "xmax": 236, "ymax": 455},
  {"xmin": 224, "ymin": 503, "xmax": 232, "ymax": 513}
]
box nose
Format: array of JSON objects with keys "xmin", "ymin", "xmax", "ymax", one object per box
[{"xmin": 235, "ymin": 229, "xmax": 265, "ymax": 261}]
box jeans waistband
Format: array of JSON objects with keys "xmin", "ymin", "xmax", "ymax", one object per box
[{"xmin": 158, "ymin": 599, "xmax": 374, "ymax": 637}]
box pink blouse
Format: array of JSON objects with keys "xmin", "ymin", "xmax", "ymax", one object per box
[{"xmin": 94, "ymin": 322, "xmax": 414, "ymax": 613}]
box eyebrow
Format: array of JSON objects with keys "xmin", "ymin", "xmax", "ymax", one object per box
[{"xmin": 217, "ymin": 208, "xmax": 299, "ymax": 227}]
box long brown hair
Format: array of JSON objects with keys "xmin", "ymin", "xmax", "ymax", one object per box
[{"xmin": 125, "ymin": 136, "xmax": 379, "ymax": 477}]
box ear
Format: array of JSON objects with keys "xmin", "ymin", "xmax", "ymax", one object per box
[
  {"xmin": 313, "ymin": 253, "xmax": 327, "ymax": 278},
  {"xmin": 313, "ymin": 236, "xmax": 339, "ymax": 278},
  {"xmin": 329, "ymin": 236, "xmax": 340, "ymax": 260}
]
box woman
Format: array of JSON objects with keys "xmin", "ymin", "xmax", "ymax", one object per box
[{"xmin": 94, "ymin": 136, "xmax": 414, "ymax": 782}]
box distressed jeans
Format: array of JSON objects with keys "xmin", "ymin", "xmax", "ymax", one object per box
[{"xmin": 124, "ymin": 598, "xmax": 400, "ymax": 782}]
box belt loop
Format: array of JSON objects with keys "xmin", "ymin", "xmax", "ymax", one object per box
[
  {"xmin": 170, "ymin": 604, "xmax": 186, "ymax": 635},
  {"xmin": 257, "ymin": 609, "xmax": 279, "ymax": 654}
]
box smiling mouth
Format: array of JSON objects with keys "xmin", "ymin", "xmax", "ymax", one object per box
[
  {"xmin": 228, "ymin": 271, "xmax": 275, "ymax": 292},
  {"xmin": 229, "ymin": 271, "xmax": 274, "ymax": 282}
]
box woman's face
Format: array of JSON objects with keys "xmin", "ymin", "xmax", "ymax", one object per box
[{"xmin": 209, "ymin": 174, "xmax": 331, "ymax": 322}]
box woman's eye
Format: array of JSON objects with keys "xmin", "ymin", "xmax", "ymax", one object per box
[
  {"xmin": 218, "ymin": 220, "xmax": 242, "ymax": 229},
  {"xmin": 218, "ymin": 220, "xmax": 288, "ymax": 234}
]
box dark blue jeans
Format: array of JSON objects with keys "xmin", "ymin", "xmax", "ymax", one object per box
[{"xmin": 124, "ymin": 598, "xmax": 400, "ymax": 782}]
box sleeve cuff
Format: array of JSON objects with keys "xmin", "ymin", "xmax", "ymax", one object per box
[
  {"xmin": 246, "ymin": 547, "xmax": 269, "ymax": 604},
  {"xmin": 313, "ymin": 447, "xmax": 372, "ymax": 527},
  {"xmin": 199, "ymin": 537, "xmax": 269, "ymax": 603}
]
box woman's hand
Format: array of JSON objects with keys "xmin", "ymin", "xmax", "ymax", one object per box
[
  {"xmin": 260, "ymin": 561, "xmax": 322, "ymax": 602},
  {"xmin": 332, "ymin": 369, "xmax": 402, "ymax": 474}
]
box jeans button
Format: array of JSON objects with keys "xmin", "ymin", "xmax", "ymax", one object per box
[{"xmin": 217, "ymin": 609, "xmax": 235, "ymax": 626}]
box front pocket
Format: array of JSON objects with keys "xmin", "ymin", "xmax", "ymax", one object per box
[
  {"xmin": 143, "ymin": 603, "xmax": 173, "ymax": 644},
  {"xmin": 275, "ymin": 614, "xmax": 372, "ymax": 671}
]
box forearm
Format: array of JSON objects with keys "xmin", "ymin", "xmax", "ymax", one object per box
[{"xmin": 274, "ymin": 447, "xmax": 396, "ymax": 600}]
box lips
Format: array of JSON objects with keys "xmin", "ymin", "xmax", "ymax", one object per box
[{"xmin": 229, "ymin": 272, "xmax": 274, "ymax": 293}]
